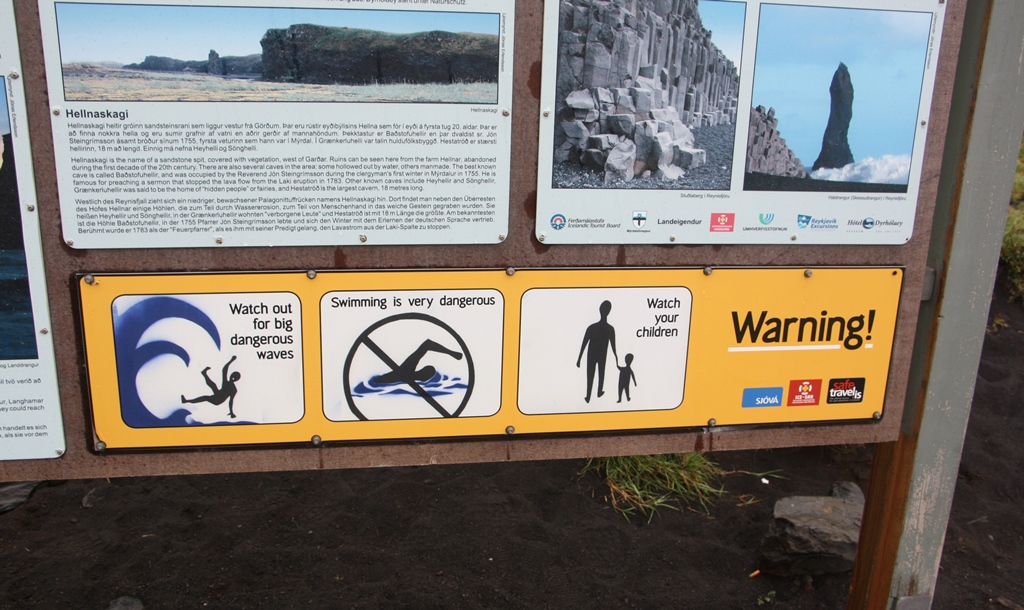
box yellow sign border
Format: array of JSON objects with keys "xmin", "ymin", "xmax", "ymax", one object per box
[{"xmin": 79, "ymin": 267, "xmax": 903, "ymax": 449}]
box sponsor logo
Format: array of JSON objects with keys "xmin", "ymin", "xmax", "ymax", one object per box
[
  {"xmin": 743, "ymin": 212, "xmax": 787, "ymax": 232},
  {"xmin": 846, "ymin": 217, "xmax": 904, "ymax": 232},
  {"xmin": 632, "ymin": 211, "xmax": 647, "ymax": 229},
  {"xmin": 550, "ymin": 214, "xmax": 566, "ymax": 230},
  {"xmin": 710, "ymin": 213, "xmax": 735, "ymax": 232},
  {"xmin": 742, "ymin": 387, "xmax": 784, "ymax": 408},
  {"xmin": 788, "ymin": 379, "xmax": 822, "ymax": 406},
  {"xmin": 657, "ymin": 218, "xmax": 702, "ymax": 225},
  {"xmin": 796, "ymin": 214, "xmax": 838, "ymax": 230},
  {"xmin": 827, "ymin": 378, "xmax": 865, "ymax": 404}
]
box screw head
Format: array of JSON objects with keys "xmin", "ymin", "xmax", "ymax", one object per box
[
  {"xmin": 707, "ymin": 418, "xmax": 717, "ymax": 427},
  {"xmin": 505, "ymin": 426, "xmax": 515, "ymax": 435},
  {"xmin": 498, "ymin": 234, "xmax": 506, "ymax": 241},
  {"xmin": 26, "ymin": 205, "xmax": 35, "ymax": 212},
  {"xmin": 39, "ymin": 328, "xmax": 48, "ymax": 335},
  {"xmin": 920, "ymin": 120, "xmax": 927, "ymax": 126},
  {"xmin": 52, "ymin": 108, "xmax": 61, "ymax": 116},
  {"xmin": 55, "ymin": 448, "xmax": 63, "ymax": 456},
  {"xmin": 306, "ymin": 270, "xmax": 317, "ymax": 279},
  {"xmin": 66, "ymin": 239, "xmax": 74, "ymax": 246},
  {"xmin": 505, "ymin": 267, "xmax": 515, "ymax": 276},
  {"xmin": 804, "ymin": 269, "xmax": 813, "ymax": 278},
  {"xmin": 669, "ymin": 235, "xmax": 676, "ymax": 242},
  {"xmin": 84, "ymin": 274, "xmax": 95, "ymax": 285},
  {"xmin": 215, "ymin": 237, "xmax": 223, "ymax": 244},
  {"xmin": 873, "ymin": 411, "xmax": 882, "ymax": 420},
  {"xmin": 95, "ymin": 441, "xmax": 106, "ymax": 452},
  {"xmin": 703, "ymin": 267, "xmax": 713, "ymax": 276},
  {"xmin": 8, "ymin": 71, "xmax": 18, "ymax": 80},
  {"xmin": 538, "ymin": 233, "xmax": 546, "ymax": 243},
  {"xmin": 502, "ymin": 109, "xmax": 510, "ymax": 117},
  {"xmin": 359, "ymin": 234, "xmax": 368, "ymax": 243},
  {"xmin": 791, "ymin": 234, "xmax": 797, "ymax": 241},
  {"xmin": 311, "ymin": 435, "xmax": 322, "ymax": 446},
  {"xmin": 543, "ymin": 110, "xmax": 550, "ymax": 117}
]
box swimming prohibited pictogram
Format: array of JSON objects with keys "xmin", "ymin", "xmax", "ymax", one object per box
[{"xmin": 343, "ymin": 313, "xmax": 475, "ymax": 421}]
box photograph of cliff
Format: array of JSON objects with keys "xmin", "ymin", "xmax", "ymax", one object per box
[
  {"xmin": 550, "ymin": 0, "xmax": 744, "ymax": 191},
  {"xmin": 0, "ymin": 81, "xmax": 38, "ymax": 360},
  {"xmin": 54, "ymin": 4, "xmax": 500, "ymax": 103},
  {"xmin": 744, "ymin": 5, "xmax": 933, "ymax": 193}
]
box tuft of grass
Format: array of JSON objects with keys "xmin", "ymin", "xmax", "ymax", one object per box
[
  {"xmin": 583, "ymin": 453, "xmax": 724, "ymax": 519},
  {"xmin": 1001, "ymin": 204, "xmax": 1024, "ymax": 300}
]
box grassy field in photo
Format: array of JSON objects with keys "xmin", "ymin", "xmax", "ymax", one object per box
[{"xmin": 61, "ymin": 64, "xmax": 498, "ymax": 103}]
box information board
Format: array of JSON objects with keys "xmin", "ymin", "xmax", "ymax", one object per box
[
  {"xmin": 535, "ymin": 0, "xmax": 946, "ymax": 245},
  {"xmin": 0, "ymin": 0, "xmax": 66, "ymax": 460},
  {"xmin": 79, "ymin": 267, "xmax": 903, "ymax": 449},
  {"xmin": 39, "ymin": 0, "xmax": 514, "ymax": 249}
]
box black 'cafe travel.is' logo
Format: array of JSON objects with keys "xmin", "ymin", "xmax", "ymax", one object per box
[{"xmin": 827, "ymin": 377, "xmax": 865, "ymax": 404}]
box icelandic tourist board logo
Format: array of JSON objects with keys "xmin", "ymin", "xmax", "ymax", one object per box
[
  {"xmin": 788, "ymin": 379, "xmax": 821, "ymax": 406},
  {"xmin": 742, "ymin": 387, "xmax": 784, "ymax": 408},
  {"xmin": 796, "ymin": 214, "xmax": 838, "ymax": 230},
  {"xmin": 710, "ymin": 213, "xmax": 735, "ymax": 232},
  {"xmin": 632, "ymin": 211, "xmax": 647, "ymax": 229},
  {"xmin": 827, "ymin": 378, "xmax": 865, "ymax": 404},
  {"xmin": 759, "ymin": 214, "xmax": 775, "ymax": 225},
  {"xmin": 550, "ymin": 214, "xmax": 567, "ymax": 230}
]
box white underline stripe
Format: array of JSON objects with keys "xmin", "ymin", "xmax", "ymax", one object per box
[{"xmin": 728, "ymin": 344, "xmax": 842, "ymax": 352}]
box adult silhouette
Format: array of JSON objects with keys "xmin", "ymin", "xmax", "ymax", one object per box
[{"xmin": 576, "ymin": 300, "xmax": 618, "ymax": 403}]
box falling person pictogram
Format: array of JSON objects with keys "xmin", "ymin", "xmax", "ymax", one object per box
[
  {"xmin": 181, "ymin": 355, "xmax": 241, "ymax": 419},
  {"xmin": 576, "ymin": 300, "xmax": 618, "ymax": 403}
]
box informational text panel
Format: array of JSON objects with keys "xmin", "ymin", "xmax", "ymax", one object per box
[
  {"xmin": 0, "ymin": 0, "xmax": 66, "ymax": 460},
  {"xmin": 40, "ymin": 0, "xmax": 514, "ymax": 248},
  {"xmin": 79, "ymin": 268, "xmax": 903, "ymax": 449}
]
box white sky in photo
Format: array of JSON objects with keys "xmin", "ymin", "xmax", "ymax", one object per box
[
  {"xmin": 750, "ymin": 4, "xmax": 932, "ymax": 166},
  {"xmin": 55, "ymin": 3, "xmax": 500, "ymax": 65},
  {"xmin": 699, "ymin": 0, "xmax": 746, "ymax": 70}
]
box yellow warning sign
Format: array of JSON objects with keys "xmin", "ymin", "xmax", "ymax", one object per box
[{"xmin": 78, "ymin": 267, "xmax": 903, "ymax": 449}]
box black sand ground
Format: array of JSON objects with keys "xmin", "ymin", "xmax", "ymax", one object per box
[{"xmin": 0, "ymin": 285, "xmax": 1022, "ymax": 609}]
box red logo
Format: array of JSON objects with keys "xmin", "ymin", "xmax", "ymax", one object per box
[
  {"xmin": 787, "ymin": 379, "xmax": 821, "ymax": 406},
  {"xmin": 710, "ymin": 213, "xmax": 735, "ymax": 232}
]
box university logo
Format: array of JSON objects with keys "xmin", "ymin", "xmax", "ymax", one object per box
[
  {"xmin": 550, "ymin": 214, "xmax": 567, "ymax": 230},
  {"xmin": 759, "ymin": 213, "xmax": 775, "ymax": 225},
  {"xmin": 632, "ymin": 211, "xmax": 647, "ymax": 229}
]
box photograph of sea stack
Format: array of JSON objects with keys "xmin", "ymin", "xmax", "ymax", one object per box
[
  {"xmin": 744, "ymin": 4, "xmax": 933, "ymax": 193},
  {"xmin": 550, "ymin": 0, "xmax": 744, "ymax": 190},
  {"xmin": 54, "ymin": 4, "xmax": 500, "ymax": 103}
]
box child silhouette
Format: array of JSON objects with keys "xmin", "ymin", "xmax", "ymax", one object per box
[{"xmin": 617, "ymin": 353, "xmax": 636, "ymax": 403}]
